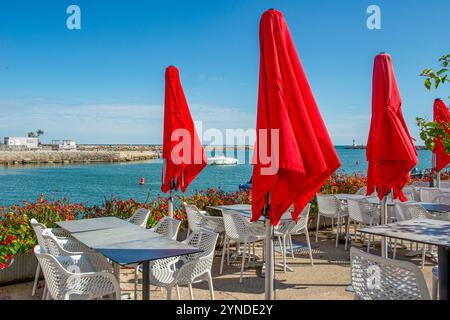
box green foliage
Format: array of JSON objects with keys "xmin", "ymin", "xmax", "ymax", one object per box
[
  {"xmin": 27, "ymin": 129, "xmax": 45, "ymax": 138},
  {"xmin": 420, "ymin": 54, "xmax": 450, "ymax": 96},
  {"xmin": 417, "ymin": 54, "xmax": 450, "ymax": 151},
  {"xmin": 416, "ymin": 116, "xmax": 450, "ymax": 152}
]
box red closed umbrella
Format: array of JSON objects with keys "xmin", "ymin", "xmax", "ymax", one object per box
[
  {"xmin": 433, "ymin": 98, "xmax": 450, "ymax": 177},
  {"xmin": 162, "ymin": 66, "xmax": 207, "ymax": 215},
  {"xmin": 366, "ymin": 53, "xmax": 418, "ymax": 256},
  {"xmin": 252, "ymin": 9, "xmax": 341, "ymax": 299},
  {"xmin": 366, "ymin": 53, "xmax": 418, "ymax": 201}
]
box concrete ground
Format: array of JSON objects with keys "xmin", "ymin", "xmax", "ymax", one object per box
[{"xmin": 0, "ymin": 227, "xmax": 435, "ymax": 300}]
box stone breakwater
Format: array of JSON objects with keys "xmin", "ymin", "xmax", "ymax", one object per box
[{"xmin": 0, "ymin": 150, "xmax": 157, "ymax": 165}]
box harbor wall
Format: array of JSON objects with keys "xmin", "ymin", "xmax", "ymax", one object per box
[{"xmin": 0, "ymin": 150, "xmax": 157, "ymax": 165}]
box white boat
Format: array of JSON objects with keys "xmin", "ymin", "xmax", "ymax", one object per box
[{"xmin": 207, "ymin": 155, "xmax": 238, "ymax": 165}]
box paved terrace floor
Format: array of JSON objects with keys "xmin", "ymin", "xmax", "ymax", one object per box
[{"xmin": 0, "ymin": 228, "xmax": 435, "ymax": 300}]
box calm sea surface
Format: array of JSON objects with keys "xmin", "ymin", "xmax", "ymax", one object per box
[{"xmin": 0, "ymin": 147, "xmax": 432, "ymax": 206}]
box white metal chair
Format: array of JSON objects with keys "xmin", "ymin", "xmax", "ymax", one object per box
[
  {"xmin": 133, "ymin": 216, "xmax": 181, "ymax": 299},
  {"xmin": 350, "ymin": 247, "xmax": 430, "ymax": 300},
  {"xmin": 434, "ymin": 193, "xmax": 450, "ymax": 205},
  {"xmin": 393, "ymin": 203, "xmax": 432, "ymax": 268},
  {"xmin": 149, "ymin": 216, "xmax": 182, "ymax": 240},
  {"xmin": 184, "ymin": 203, "xmax": 225, "ymax": 235},
  {"xmin": 356, "ymin": 186, "xmax": 377, "ymax": 197},
  {"xmin": 30, "ymin": 219, "xmax": 92, "ymax": 297},
  {"xmin": 274, "ymin": 203, "xmax": 313, "ymax": 272},
  {"xmin": 34, "ymin": 245, "xmax": 120, "ymax": 300},
  {"xmin": 345, "ymin": 199, "xmax": 380, "ymax": 251},
  {"xmin": 402, "ymin": 187, "xmax": 416, "ymax": 202},
  {"xmin": 127, "ymin": 208, "xmax": 151, "ymax": 228},
  {"xmin": 220, "ymin": 210, "xmax": 265, "ymax": 283},
  {"xmin": 136, "ymin": 228, "xmax": 219, "ymax": 300},
  {"xmin": 315, "ymin": 194, "xmax": 348, "ymax": 247},
  {"xmin": 419, "ymin": 187, "xmax": 441, "ymax": 203}
]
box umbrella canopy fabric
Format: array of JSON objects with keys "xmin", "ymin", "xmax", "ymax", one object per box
[
  {"xmin": 366, "ymin": 53, "xmax": 418, "ymax": 201},
  {"xmin": 252, "ymin": 9, "xmax": 341, "ymax": 226},
  {"xmin": 433, "ymin": 98, "xmax": 450, "ymax": 172},
  {"xmin": 161, "ymin": 66, "xmax": 207, "ymax": 193}
]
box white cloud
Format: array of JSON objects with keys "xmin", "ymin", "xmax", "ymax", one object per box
[{"xmin": 0, "ymin": 97, "xmax": 256, "ymax": 144}]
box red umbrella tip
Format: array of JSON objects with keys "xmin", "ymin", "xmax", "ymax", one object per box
[
  {"xmin": 263, "ymin": 8, "xmax": 282, "ymax": 16},
  {"xmin": 166, "ymin": 65, "xmax": 178, "ymax": 72}
]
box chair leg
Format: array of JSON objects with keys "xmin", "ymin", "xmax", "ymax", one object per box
[
  {"xmin": 188, "ymin": 284, "xmax": 194, "ymax": 300},
  {"xmin": 335, "ymin": 216, "xmax": 341, "ymax": 248},
  {"xmin": 206, "ymin": 272, "xmax": 215, "ymax": 300},
  {"xmin": 252, "ymin": 242, "xmax": 256, "ymax": 262},
  {"xmin": 367, "ymin": 234, "xmax": 372, "ymax": 253},
  {"xmin": 289, "ymin": 235, "xmax": 295, "ymax": 259},
  {"xmin": 32, "ymin": 264, "xmax": 40, "ymax": 297},
  {"xmin": 176, "ymin": 285, "xmax": 181, "ymax": 300},
  {"xmin": 393, "ymin": 238, "xmax": 398, "ymax": 259},
  {"xmin": 421, "ymin": 246, "xmax": 426, "ymax": 269},
  {"xmin": 305, "ymin": 229, "xmax": 314, "ymax": 266},
  {"xmin": 167, "ymin": 287, "xmax": 172, "ymax": 300},
  {"xmin": 344, "ymin": 218, "xmax": 351, "ymax": 251},
  {"xmin": 315, "ymin": 214, "xmax": 321, "ymax": 242},
  {"xmin": 282, "ymin": 236, "xmax": 287, "ymax": 273},
  {"xmin": 240, "ymin": 241, "xmax": 247, "ymax": 283},
  {"xmin": 42, "ymin": 285, "xmax": 48, "ymax": 300},
  {"xmin": 220, "ymin": 237, "xmax": 228, "ymax": 274},
  {"xmin": 134, "ymin": 265, "xmax": 139, "ymax": 300}
]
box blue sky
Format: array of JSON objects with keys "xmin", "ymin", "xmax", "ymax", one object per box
[{"xmin": 0, "ymin": 0, "xmax": 449, "ymax": 145}]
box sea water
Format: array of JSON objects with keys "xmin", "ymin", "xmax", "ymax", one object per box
[{"xmin": 0, "ymin": 147, "xmax": 432, "ymax": 206}]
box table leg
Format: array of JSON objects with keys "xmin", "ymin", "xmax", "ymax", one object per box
[
  {"xmin": 438, "ymin": 246, "xmax": 449, "ymax": 300},
  {"xmin": 142, "ymin": 261, "xmax": 150, "ymax": 300}
]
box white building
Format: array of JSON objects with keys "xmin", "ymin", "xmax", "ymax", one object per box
[
  {"xmin": 4, "ymin": 137, "xmax": 39, "ymax": 149},
  {"xmin": 51, "ymin": 140, "xmax": 77, "ymax": 150}
]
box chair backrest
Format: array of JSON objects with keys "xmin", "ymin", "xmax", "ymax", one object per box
[
  {"xmin": 152, "ymin": 216, "xmax": 181, "ymax": 240},
  {"xmin": 419, "ymin": 188, "xmax": 441, "ymax": 203},
  {"xmin": 184, "ymin": 203, "xmax": 207, "ymax": 232},
  {"xmin": 435, "ymin": 193, "xmax": 450, "ymax": 205},
  {"xmin": 30, "ymin": 219, "xmax": 49, "ymax": 252},
  {"xmin": 33, "ymin": 245, "xmax": 76, "ymax": 300},
  {"xmin": 355, "ymin": 187, "xmax": 367, "ymax": 195},
  {"xmin": 41, "ymin": 230, "xmax": 69, "ymax": 256},
  {"xmin": 402, "ymin": 187, "xmax": 416, "ymax": 202},
  {"xmin": 128, "ymin": 208, "xmax": 151, "ymax": 228},
  {"xmin": 281, "ymin": 203, "xmax": 311, "ymax": 234},
  {"xmin": 316, "ymin": 194, "xmax": 340, "ymax": 217},
  {"xmin": 395, "ymin": 202, "xmax": 431, "ymax": 221},
  {"xmin": 222, "ymin": 210, "xmax": 252, "ymax": 240},
  {"xmin": 347, "ymin": 199, "xmax": 379, "ymax": 225},
  {"xmin": 184, "ymin": 228, "xmax": 219, "ymax": 260},
  {"xmin": 351, "ymin": 247, "xmax": 430, "ymax": 300},
  {"xmin": 440, "ymin": 181, "xmax": 450, "ymax": 188}
]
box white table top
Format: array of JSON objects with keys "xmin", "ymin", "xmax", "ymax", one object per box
[
  {"xmin": 358, "ymin": 218, "xmax": 450, "ymax": 247},
  {"xmin": 57, "ymin": 217, "xmax": 200, "ymax": 266}
]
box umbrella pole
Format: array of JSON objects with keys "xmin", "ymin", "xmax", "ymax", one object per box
[
  {"xmin": 380, "ymin": 195, "xmax": 388, "ymax": 258},
  {"xmin": 168, "ymin": 179, "xmax": 174, "ymax": 218},
  {"xmin": 437, "ymin": 170, "xmax": 441, "ymax": 189},
  {"xmin": 263, "ymin": 193, "xmax": 274, "ymax": 300}
]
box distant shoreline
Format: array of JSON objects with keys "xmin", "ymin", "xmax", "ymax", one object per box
[{"xmin": 0, "ymin": 144, "xmax": 430, "ymax": 166}]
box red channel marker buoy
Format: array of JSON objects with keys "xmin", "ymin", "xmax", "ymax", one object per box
[{"xmin": 139, "ymin": 178, "xmax": 145, "ymax": 185}]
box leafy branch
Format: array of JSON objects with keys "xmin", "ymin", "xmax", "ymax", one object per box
[
  {"xmin": 416, "ymin": 116, "xmax": 450, "ymax": 152},
  {"xmin": 420, "ymin": 54, "xmax": 450, "ymax": 96}
]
